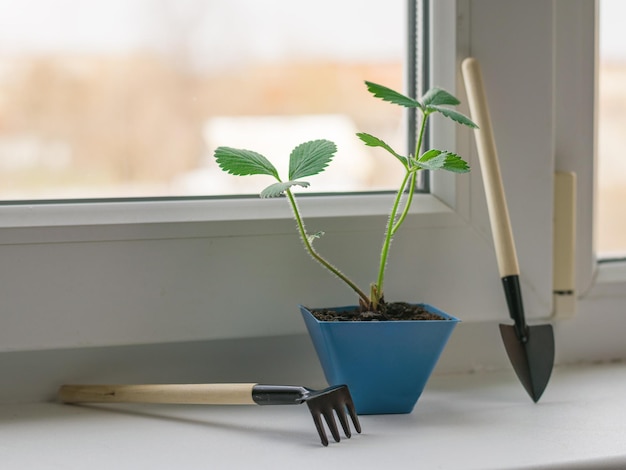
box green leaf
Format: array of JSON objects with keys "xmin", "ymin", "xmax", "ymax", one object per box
[
  {"xmin": 214, "ymin": 147, "xmax": 279, "ymax": 178},
  {"xmin": 416, "ymin": 149, "xmax": 470, "ymax": 173},
  {"xmin": 356, "ymin": 132, "xmax": 408, "ymax": 167},
  {"xmin": 421, "ymin": 87, "xmax": 460, "ymax": 106},
  {"xmin": 415, "ymin": 149, "xmax": 446, "ymax": 170},
  {"xmin": 364, "ymin": 81, "xmax": 422, "ymax": 109},
  {"xmin": 442, "ymin": 155, "xmax": 471, "ymax": 173},
  {"xmin": 428, "ymin": 106, "xmax": 478, "ymax": 129},
  {"xmin": 288, "ymin": 139, "xmax": 337, "ymax": 181},
  {"xmin": 260, "ymin": 180, "xmax": 310, "ymax": 198},
  {"xmin": 418, "ymin": 149, "xmax": 444, "ymax": 163}
]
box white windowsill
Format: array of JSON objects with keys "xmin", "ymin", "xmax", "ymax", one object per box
[
  {"xmin": 3, "ymin": 362, "xmax": 626, "ymax": 470},
  {"xmin": 0, "ymin": 192, "xmax": 452, "ymax": 229}
]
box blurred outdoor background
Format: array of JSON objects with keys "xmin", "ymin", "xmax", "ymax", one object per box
[
  {"xmin": 0, "ymin": 0, "xmax": 623, "ymax": 256},
  {"xmin": 597, "ymin": 0, "xmax": 626, "ymax": 256},
  {"xmin": 0, "ymin": 0, "xmax": 406, "ymax": 199}
]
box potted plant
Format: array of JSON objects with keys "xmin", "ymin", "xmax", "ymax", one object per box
[{"xmin": 213, "ymin": 81, "xmax": 477, "ymax": 414}]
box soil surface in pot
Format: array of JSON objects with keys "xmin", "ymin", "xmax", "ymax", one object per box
[{"xmin": 310, "ymin": 302, "xmax": 448, "ymax": 322}]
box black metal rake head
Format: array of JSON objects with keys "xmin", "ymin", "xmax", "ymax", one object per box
[{"xmin": 302, "ymin": 385, "xmax": 361, "ymax": 446}]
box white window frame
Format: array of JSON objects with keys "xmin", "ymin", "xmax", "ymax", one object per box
[
  {"xmin": 2, "ymin": 0, "xmax": 623, "ymax": 365},
  {"xmin": 552, "ymin": 0, "xmax": 626, "ymax": 296}
]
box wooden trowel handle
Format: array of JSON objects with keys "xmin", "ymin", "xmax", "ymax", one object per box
[
  {"xmin": 59, "ymin": 383, "xmax": 258, "ymax": 405},
  {"xmin": 461, "ymin": 57, "xmax": 520, "ymax": 278}
]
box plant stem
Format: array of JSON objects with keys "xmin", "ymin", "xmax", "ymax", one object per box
[
  {"xmin": 285, "ymin": 189, "xmax": 370, "ymax": 306},
  {"xmin": 391, "ymin": 110, "xmax": 429, "ymax": 234},
  {"xmin": 373, "ymin": 170, "xmax": 411, "ymax": 307},
  {"xmin": 372, "ymin": 110, "xmax": 429, "ymax": 309},
  {"xmin": 391, "ymin": 171, "xmax": 417, "ymax": 236}
]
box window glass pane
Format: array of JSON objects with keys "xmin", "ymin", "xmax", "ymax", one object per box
[
  {"xmin": 597, "ymin": 0, "xmax": 626, "ymax": 256},
  {"xmin": 0, "ymin": 0, "xmax": 407, "ymax": 200}
]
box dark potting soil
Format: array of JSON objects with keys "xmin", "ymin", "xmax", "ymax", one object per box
[{"xmin": 310, "ymin": 302, "xmax": 448, "ymax": 322}]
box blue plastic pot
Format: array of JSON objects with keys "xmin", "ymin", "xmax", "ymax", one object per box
[{"xmin": 300, "ymin": 304, "xmax": 459, "ymax": 415}]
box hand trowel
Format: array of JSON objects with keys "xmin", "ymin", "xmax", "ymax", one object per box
[{"xmin": 462, "ymin": 57, "xmax": 555, "ymax": 402}]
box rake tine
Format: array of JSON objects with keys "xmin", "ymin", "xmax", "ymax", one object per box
[
  {"xmin": 335, "ymin": 405, "xmax": 352, "ymax": 438},
  {"xmin": 310, "ymin": 411, "xmax": 329, "ymax": 447},
  {"xmin": 333, "ymin": 385, "xmax": 361, "ymax": 435},
  {"xmin": 324, "ymin": 409, "xmax": 342, "ymax": 443},
  {"xmin": 346, "ymin": 401, "xmax": 361, "ymax": 434}
]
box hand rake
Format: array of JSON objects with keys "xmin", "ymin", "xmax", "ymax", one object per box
[{"xmin": 59, "ymin": 382, "xmax": 361, "ymax": 446}]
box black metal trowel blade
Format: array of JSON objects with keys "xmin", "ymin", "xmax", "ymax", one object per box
[{"xmin": 500, "ymin": 323, "xmax": 555, "ymax": 402}]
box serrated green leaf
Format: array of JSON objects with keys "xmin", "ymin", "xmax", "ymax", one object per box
[
  {"xmin": 421, "ymin": 87, "xmax": 460, "ymax": 106},
  {"xmin": 428, "ymin": 106, "xmax": 478, "ymax": 129},
  {"xmin": 415, "ymin": 149, "xmax": 469, "ymax": 173},
  {"xmin": 288, "ymin": 140, "xmax": 337, "ymax": 181},
  {"xmin": 356, "ymin": 132, "xmax": 408, "ymax": 167},
  {"xmin": 415, "ymin": 150, "xmax": 446, "ymax": 170},
  {"xmin": 260, "ymin": 180, "xmax": 310, "ymax": 198},
  {"xmin": 440, "ymin": 154, "xmax": 471, "ymax": 173},
  {"xmin": 364, "ymin": 81, "xmax": 422, "ymax": 109},
  {"xmin": 418, "ymin": 149, "xmax": 444, "ymax": 162},
  {"xmin": 214, "ymin": 147, "xmax": 279, "ymax": 178}
]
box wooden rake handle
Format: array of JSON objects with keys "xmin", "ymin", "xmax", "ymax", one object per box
[{"xmin": 58, "ymin": 383, "xmax": 258, "ymax": 405}]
